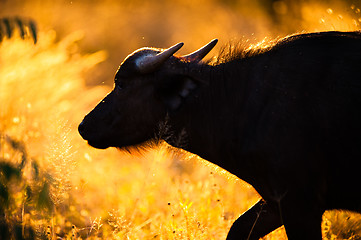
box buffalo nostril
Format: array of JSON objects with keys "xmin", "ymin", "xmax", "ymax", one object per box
[{"xmin": 78, "ymin": 121, "xmax": 86, "ymax": 136}]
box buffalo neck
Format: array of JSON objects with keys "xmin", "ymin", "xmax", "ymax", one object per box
[{"xmin": 167, "ymin": 59, "xmax": 252, "ymax": 175}]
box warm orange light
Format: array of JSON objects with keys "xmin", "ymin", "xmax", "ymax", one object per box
[{"xmin": 1, "ymin": 1, "xmax": 361, "ymax": 239}]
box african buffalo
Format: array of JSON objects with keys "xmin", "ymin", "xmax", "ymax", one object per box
[{"xmin": 78, "ymin": 31, "xmax": 361, "ymax": 239}]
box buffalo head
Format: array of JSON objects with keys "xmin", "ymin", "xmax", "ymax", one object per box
[{"xmin": 78, "ymin": 39, "xmax": 218, "ymax": 149}]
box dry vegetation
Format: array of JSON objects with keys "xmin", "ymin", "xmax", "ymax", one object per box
[{"xmin": 1, "ymin": 0, "xmax": 361, "ymax": 239}]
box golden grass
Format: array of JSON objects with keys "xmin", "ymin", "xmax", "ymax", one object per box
[
  {"xmin": 1, "ymin": 29, "xmax": 361, "ymax": 240},
  {"xmin": 1, "ymin": 1, "xmax": 361, "ymax": 239},
  {"xmin": 0, "ymin": 30, "xmax": 262, "ymax": 239}
]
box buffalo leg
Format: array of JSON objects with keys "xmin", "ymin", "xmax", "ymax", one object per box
[
  {"xmin": 226, "ymin": 199, "xmax": 282, "ymax": 240},
  {"xmin": 281, "ymin": 194, "xmax": 323, "ymax": 240}
]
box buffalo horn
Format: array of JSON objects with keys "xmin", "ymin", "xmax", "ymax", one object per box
[
  {"xmin": 136, "ymin": 42, "xmax": 184, "ymax": 73},
  {"xmin": 182, "ymin": 39, "xmax": 218, "ymax": 62}
]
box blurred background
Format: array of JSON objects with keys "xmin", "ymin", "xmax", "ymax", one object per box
[
  {"xmin": 2, "ymin": 0, "xmax": 361, "ymax": 86},
  {"xmin": 1, "ymin": 0, "xmax": 361, "ymax": 239}
]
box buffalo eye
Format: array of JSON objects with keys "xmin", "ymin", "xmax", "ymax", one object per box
[{"xmin": 116, "ymin": 83, "xmax": 122, "ymax": 90}]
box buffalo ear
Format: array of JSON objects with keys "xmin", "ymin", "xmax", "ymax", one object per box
[{"xmin": 158, "ymin": 76, "xmax": 198, "ymax": 111}]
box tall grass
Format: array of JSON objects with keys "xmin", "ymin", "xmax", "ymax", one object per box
[
  {"xmin": 0, "ymin": 29, "xmax": 261, "ymax": 239},
  {"xmin": 1, "ymin": 0, "xmax": 361, "ymax": 239}
]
